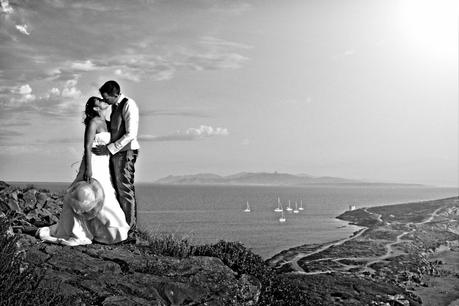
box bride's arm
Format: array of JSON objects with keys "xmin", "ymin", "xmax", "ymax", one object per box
[{"xmin": 83, "ymin": 119, "xmax": 97, "ymax": 182}]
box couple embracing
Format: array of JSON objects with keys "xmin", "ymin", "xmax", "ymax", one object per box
[{"xmin": 38, "ymin": 80, "xmax": 140, "ymax": 246}]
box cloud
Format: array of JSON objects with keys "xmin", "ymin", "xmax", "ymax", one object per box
[
  {"xmin": 139, "ymin": 134, "xmax": 196, "ymax": 142},
  {"xmin": 74, "ymin": 35, "xmax": 251, "ymax": 82},
  {"xmin": 1, "ymin": 0, "xmax": 13, "ymax": 14},
  {"xmin": 38, "ymin": 136, "xmax": 80, "ymax": 144},
  {"xmin": 43, "ymin": 0, "xmax": 154, "ymax": 12},
  {"xmin": 0, "ymin": 129, "xmax": 23, "ymax": 141},
  {"xmin": 115, "ymin": 69, "xmax": 141, "ymax": 82},
  {"xmin": 15, "ymin": 84, "xmax": 32, "ymax": 95},
  {"xmin": 139, "ymin": 125, "xmax": 229, "ymax": 142},
  {"xmin": 0, "ymin": 142, "xmax": 78, "ymax": 155},
  {"xmin": 8, "ymin": 83, "xmax": 36, "ymax": 103},
  {"xmin": 15, "ymin": 24, "xmax": 30, "ymax": 35},
  {"xmin": 50, "ymin": 88, "xmax": 60, "ymax": 95},
  {"xmin": 0, "ymin": 79, "xmax": 84, "ymax": 117},
  {"xmin": 209, "ymin": 1, "xmax": 252, "ymax": 15},
  {"xmin": 180, "ymin": 36, "xmax": 252, "ymax": 71},
  {"xmin": 0, "ymin": 1, "xmax": 32, "ymax": 39},
  {"xmin": 0, "ymin": 144, "xmax": 42, "ymax": 154},
  {"xmin": 141, "ymin": 109, "xmax": 211, "ymax": 118},
  {"xmin": 69, "ymin": 2, "xmax": 117, "ymax": 11},
  {"xmin": 200, "ymin": 36, "xmax": 253, "ymax": 50},
  {"xmin": 70, "ymin": 60, "xmax": 96, "ymax": 71},
  {"xmin": 61, "ymin": 79, "xmax": 82, "ymax": 99},
  {"xmin": 186, "ymin": 125, "xmax": 229, "ymax": 137},
  {"xmin": 185, "ymin": 52, "xmax": 249, "ymax": 70}
]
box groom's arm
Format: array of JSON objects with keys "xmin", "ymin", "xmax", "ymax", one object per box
[{"xmin": 107, "ymin": 99, "xmax": 139, "ymax": 155}]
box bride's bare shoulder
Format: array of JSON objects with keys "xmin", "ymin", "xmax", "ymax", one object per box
[{"xmin": 89, "ymin": 117, "xmax": 108, "ymax": 133}]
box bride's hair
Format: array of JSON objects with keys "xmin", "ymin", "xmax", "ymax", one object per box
[{"xmin": 83, "ymin": 96, "xmax": 101, "ymax": 126}]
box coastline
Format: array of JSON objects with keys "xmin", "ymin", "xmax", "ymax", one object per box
[
  {"xmin": 1, "ymin": 180, "xmax": 458, "ymax": 304},
  {"xmin": 267, "ymin": 196, "xmax": 459, "ymax": 305}
]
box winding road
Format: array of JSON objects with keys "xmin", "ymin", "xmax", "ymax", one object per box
[{"xmin": 280, "ymin": 206, "xmax": 444, "ymax": 275}]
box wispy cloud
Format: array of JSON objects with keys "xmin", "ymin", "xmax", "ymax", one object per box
[
  {"xmin": 1, "ymin": 0, "xmax": 13, "ymax": 14},
  {"xmin": 39, "ymin": 136, "xmax": 80, "ymax": 144},
  {"xmin": 0, "ymin": 79, "xmax": 84, "ymax": 117},
  {"xmin": 187, "ymin": 125, "xmax": 229, "ymax": 137},
  {"xmin": 90, "ymin": 35, "xmax": 251, "ymax": 82},
  {"xmin": 200, "ymin": 36, "xmax": 253, "ymax": 50},
  {"xmin": 0, "ymin": 1, "xmax": 253, "ymax": 124},
  {"xmin": 0, "ymin": 143, "xmax": 79, "ymax": 155},
  {"xmin": 209, "ymin": 1, "xmax": 252, "ymax": 15},
  {"xmin": 70, "ymin": 60, "xmax": 96, "ymax": 71},
  {"xmin": 15, "ymin": 24, "xmax": 30, "ymax": 35},
  {"xmin": 181, "ymin": 36, "xmax": 252, "ymax": 71},
  {"xmin": 0, "ymin": 0, "xmax": 32, "ymax": 40},
  {"xmin": 96, "ymin": 36, "xmax": 251, "ymax": 81},
  {"xmin": 114, "ymin": 69, "xmax": 141, "ymax": 82},
  {"xmin": 141, "ymin": 109, "xmax": 211, "ymax": 118},
  {"xmin": 184, "ymin": 52, "xmax": 249, "ymax": 71},
  {"xmin": 44, "ymin": 0, "xmax": 155, "ymax": 12},
  {"xmin": 139, "ymin": 125, "xmax": 229, "ymax": 142},
  {"xmin": 0, "ymin": 129, "xmax": 23, "ymax": 141}
]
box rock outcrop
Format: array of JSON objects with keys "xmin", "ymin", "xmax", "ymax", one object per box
[{"xmin": 0, "ymin": 182, "xmax": 261, "ymax": 305}]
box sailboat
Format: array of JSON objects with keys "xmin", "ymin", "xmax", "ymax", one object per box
[
  {"xmin": 274, "ymin": 197, "xmax": 283, "ymax": 212},
  {"xmin": 286, "ymin": 200, "xmax": 293, "ymax": 212},
  {"xmin": 279, "ymin": 210, "xmax": 286, "ymax": 223},
  {"xmin": 244, "ymin": 201, "xmax": 251, "ymax": 213},
  {"xmin": 293, "ymin": 202, "xmax": 299, "ymax": 214},
  {"xmin": 299, "ymin": 200, "xmax": 304, "ymax": 211}
]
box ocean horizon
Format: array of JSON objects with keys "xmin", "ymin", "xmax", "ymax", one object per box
[{"xmin": 9, "ymin": 181, "xmax": 458, "ymax": 258}]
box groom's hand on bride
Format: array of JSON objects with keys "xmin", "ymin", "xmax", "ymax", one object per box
[{"xmin": 92, "ymin": 145, "xmax": 109, "ymax": 156}]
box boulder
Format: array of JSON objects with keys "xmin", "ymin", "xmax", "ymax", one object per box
[
  {"xmin": 0, "ymin": 181, "xmax": 9, "ymax": 190},
  {"xmin": 36, "ymin": 192, "xmax": 48, "ymax": 209},
  {"xmin": 7, "ymin": 198, "xmax": 21, "ymax": 213},
  {"xmin": 23, "ymin": 189, "xmax": 37, "ymax": 210},
  {"xmin": 21, "ymin": 240, "xmax": 261, "ymax": 305}
]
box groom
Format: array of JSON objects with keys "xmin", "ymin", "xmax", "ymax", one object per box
[{"xmin": 92, "ymin": 80, "xmax": 140, "ymax": 234}]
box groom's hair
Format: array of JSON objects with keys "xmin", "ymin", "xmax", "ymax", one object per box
[{"xmin": 99, "ymin": 80, "xmax": 120, "ymax": 96}]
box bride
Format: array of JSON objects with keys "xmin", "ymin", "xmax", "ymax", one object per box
[{"xmin": 38, "ymin": 97, "xmax": 130, "ymax": 246}]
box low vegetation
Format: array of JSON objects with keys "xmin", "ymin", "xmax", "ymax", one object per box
[
  {"xmin": 0, "ymin": 215, "xmax": 70, "ymax": 305},
  {"xmin": 138, "ymin": 229, "xmax": 311, "ymax": 305}
]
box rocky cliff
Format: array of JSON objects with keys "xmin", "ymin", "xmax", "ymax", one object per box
[{"xmin": 0, "ymin": 182, "xmax": 262, "ymax": 305}]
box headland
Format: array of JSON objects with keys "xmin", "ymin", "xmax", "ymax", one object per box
[
  {"xmin": 268, "ymin": 196, "xmax": 459, "ymax": 305},
  {"xmin": 0, "ymin": 180, "xmax": 457, "ymax": 305}
]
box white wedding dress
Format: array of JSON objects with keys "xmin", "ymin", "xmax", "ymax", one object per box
[{"xmin": 39, "ymin": 132, "xmax": 130, "ymax": 246}]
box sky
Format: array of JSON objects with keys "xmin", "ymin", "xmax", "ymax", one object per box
[{"xmin": 0, "ymin": 0, "xmax": 457, "ymax": 187}]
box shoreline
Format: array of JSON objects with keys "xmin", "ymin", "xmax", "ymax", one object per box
[
  {"xmin": 1, "ymin": 180, "xmax": 457, "ymax": 304},
  {"xmin": 267, "ymin": 196, "xmax": 459, "ymax": 305}
]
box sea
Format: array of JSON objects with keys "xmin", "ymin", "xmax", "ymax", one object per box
[{"xmin": 10, "ymin": 182, "xmax": 458, "ymax": 259}]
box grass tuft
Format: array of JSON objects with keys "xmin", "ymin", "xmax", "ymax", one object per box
[
  {"xmin": 137, "ymin": 229, "xmax": 194, "ymax": 258},
  {"xmin": 138, "ymin": 229, "xmax": 311, "ymax": 305},
  {"xmin": 0, "ymin": 216, "xmax": 71, "ymax": 305}
]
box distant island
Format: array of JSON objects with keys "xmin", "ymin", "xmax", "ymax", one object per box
[{"xmin": 154, "ymin": 172, "xmax": 425, "ymax": 187}]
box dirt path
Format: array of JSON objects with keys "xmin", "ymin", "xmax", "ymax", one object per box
[
  {"xmin": 285, "ymin": 207, "xmax": 444, "ymax": 275},
  {"xmin": 282, "ymin": 226, "xmax": 368, "ymax": 273}
]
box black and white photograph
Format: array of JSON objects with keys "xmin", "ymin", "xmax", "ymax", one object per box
[{"xmin": 0, "ymin": 0, "xmax": 457, "ymax": 305}]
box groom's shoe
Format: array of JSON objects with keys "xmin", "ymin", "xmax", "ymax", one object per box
[{"xmin": 119, "ymin": 236, "xmax": 136, "ymax": 245}]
